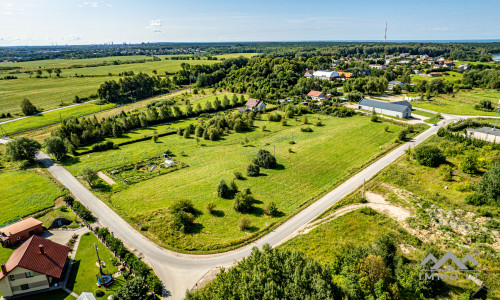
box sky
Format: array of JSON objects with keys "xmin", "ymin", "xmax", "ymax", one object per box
[{"xmin": 0, "ymin": 0, "xmax": 499, "ymax": 46}]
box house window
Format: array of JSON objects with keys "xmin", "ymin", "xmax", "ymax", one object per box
[
  {"xmin": 25, "ymin": 271, "xmax": 34, "ymax": 278},
  {"xmin": 8, "ymin": 275, "xmax": 15, "ymax": 281},
  {"xmin": 21, "ymin": 284, "xmax": 29, "ymax": 290},
  {"xmin": 17, "ymin": 237, "xmax": 21, "ymax": 241}
]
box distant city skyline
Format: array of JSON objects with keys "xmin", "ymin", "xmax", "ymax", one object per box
[{"xmin": 0, "ymin": 0, "xmax": 499, "ymax": 46}]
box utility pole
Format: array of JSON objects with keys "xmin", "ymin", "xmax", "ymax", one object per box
[{"xmin": 94, "ymin": 243, "xmax": 103, "ymax": 275}]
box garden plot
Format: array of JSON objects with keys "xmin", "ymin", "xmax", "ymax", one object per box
[{"xmin": 104, "ymin": 155, "xmax": 188, "ymax": 184}]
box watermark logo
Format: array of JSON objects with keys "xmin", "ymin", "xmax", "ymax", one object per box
[{"xmin": 419, "ymin": 251, "xmax": 479, "ymax": 281}]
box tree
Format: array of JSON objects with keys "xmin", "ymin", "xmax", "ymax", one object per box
[
  {"xmin": 398, "ymin": 129, "xmax": 408, "ymax": 141},
  {"xmin": 238, "ymin": 217, "xmax": 251, "ymax": 231},
  {"xmin": 414, "ymin": 145, "xmax": 445, "ymax": 167},
  {"xmin": 359, "ymin": 254, "xmax": 390, "ymax": 294},
  {"xmin": 217, "ymin": 179, "xmax": 231, "ymax": 198},
  {"xmin": 98, "ymin": 80, "xmax": 121, "ymax": 103},
  {"xmin": 256, "ymin": 149, "xmax": 277, "ymax": 169},
  {"xmin": 20, "ymin": 98, "xmax": 38, "ymax": 116},
  {"xmin": 146, "ymin": 273, "xmax": 163, "ymax": 295},
  {"xmin": 6, "ymin": 137, "xmax": 41, "ymax": 162},
  {"xmin": 46, "ymin": 68, "xmax": 53, "ymax": 78},
  {"xmin": 370, "ymin": 109, "xmax": 378, "ymax": 122},
  {"xmin": 44, "ymin": 136, "xmax": 67, "ymax": 161},
  {"xmin": 115, "ymin": 276, "xmax": 149, "ymax": 300},
  {"xmin": 206, "ymin": 202, "xmax": 216, "ymax": 214},
  {"xmin": 477, "ymin": 159, "xmax": 500, "ymax": 202},
  {"xmin": 54, "ymin": 68, "xmax": 62, "ymax": 77},
  {"xmin": 81, "ymin": 168, "xmax": 98, "ymax": 187},
  {"xmin": 246, "ymin": 163, "xmax": 260, "ymax": 176},
  {"xmin": 264, "ymin": 202, "xmax": 279, "ymax": 216},
  {"xmin": 233, "ymin": 190, "xmax": 254, "ymax": 213}
]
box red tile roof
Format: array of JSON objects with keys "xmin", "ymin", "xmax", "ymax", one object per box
[
  {"xmin": 0, "ymin": 218, "xmax": 42, "ymax": 237},
  {"xmin": 307, "ymin": 90, "xmax": 323, "ymax": 97},
  {"xmin": 0, "ymin": 236, "xmax": 69, "ymax": 280}
]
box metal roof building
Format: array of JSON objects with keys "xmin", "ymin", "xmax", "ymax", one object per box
[{"xmin": 358, "ymin": 98, "xmax": 412, "ymax": 118}]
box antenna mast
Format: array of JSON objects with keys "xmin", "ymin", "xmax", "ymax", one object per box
[{"xmin": 384, "ymin": 21, "xmax": 387, "ymax": 43}]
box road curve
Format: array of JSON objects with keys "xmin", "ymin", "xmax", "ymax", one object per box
[{"xmin": 35, "ymin": 118, "xmax": 453, "ymax": 299}]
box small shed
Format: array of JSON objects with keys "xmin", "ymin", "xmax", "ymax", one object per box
[
  {"xmin": 164, "ymin": 159, "xmax": 176, "ymax": 167},
  {"xmin": 0, "ymin": 218, "xmax": 43, "ymax": 248}
]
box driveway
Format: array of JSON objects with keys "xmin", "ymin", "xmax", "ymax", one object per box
[{"xmin": 40, "ymin": 227, "xmax": 88, "ymax": 245}]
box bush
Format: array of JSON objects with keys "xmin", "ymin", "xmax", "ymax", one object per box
[
  {"xmin": 91, "ymin": 140, "xmax": 115, "ymax": 152},
  {"xmin": 246, "ymin": 163, "xmax": 260, "ymax": 177},
  {"xmin": 94, "ymin": 289, "xmax": 105, "ymax": 297},
  {"xmin": 460, "ymin": 154, "xmax": 478, "ymax": 174},
  {"xmin": 477, "ymin": 159, "xmax": 500, "ymax": 202},
  {"xmin": 384, "ymin": 125, "xmax": 389, "ymax": 132},
  {"xmin": 414, "ymin": 145, "xmax": 445, "ymax": 167},
  {"xmin": 171, "ymin": 199, "xmax": 196, "ymax": 214},
  {"xmin": 63, "ymin": 195, "xmax": 74, "ymax": 206},
  {"xmin": 315, "ymin": 120, "xmax": 323, "ymax": 126},
  {"xmin": 146, "ymin": 273, "xmax": 163, "ymax": 295},
  {"xmin": 20, "ymin": 98, "xmax": 38, "ymax": 116},
  {"xmin": 255, "ymin": 149, "xmax": 277, "ymax": 169},
  {"xmin": 73, "ymin": 201, "xmax": 95, "ymax": 221},
  {"xmin": 170, "ymin": 211, "xmax": 195, "ymax": 233},
  {"xmin": 217, "ymin": 179, "xmax": 231, "ymax": 198},
  {"xmin": 238, "ymin": 218, "xmax": 251, "ymax": 231},
  {"xmin": 45, "ymin": 136, "xmax": 67, "ymax": 161},
  {"xmin": 206, "ymin": 202, "xmax": 216, "ymax": 214},
  {"xmin": 264, "ymin": 202, "xmax": 278, "ymax": 217},
  {"xmin": 398, "ymin": 129, "xmax": 408, "ymax": 141},
  {"xmin": 301, "ymin": 126, "xmax": 313, "ymax": 132},
  {"xmin": 465, "ymin": 193, "xmax": 487, "ymax": 206},
  {"xmin": 234, "ymin": 171, "xmax": 244, "ymax": 180},
  {"xmin": 233, "ymin": 191, "xmax": 254, "ymax": 213}
]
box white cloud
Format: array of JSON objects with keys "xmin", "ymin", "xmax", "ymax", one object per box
[
  {"xmin": 146, "ymin": 19, "xmax": 162, "ymax": 33},
  {"xmin": 78, "ymin": 1, "xmax": 112, "ymax": 8},
  {"xmin": 0, "ymin": 2, "xmax": 24, "ymax": 16}
]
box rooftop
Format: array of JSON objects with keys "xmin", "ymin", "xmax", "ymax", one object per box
[
  {"xmin": 307, "ymin": 90, "xmax": 324, "ymax": 97},
  {"xmin": 467, "ymin": 127, "xmax": 500, "ymax": 137},
  {"xmin": 0, "ymin": 218, "xmax": 42, "ymax": 238},
  {"xmin": 358, "ymin": 98, "xmax": 409, "ymax": 113}
]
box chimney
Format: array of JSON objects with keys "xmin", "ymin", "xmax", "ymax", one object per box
[
  {"xmin": 39, "ymin": 244, "xmax": 44, "ymax": 255},
  {"xmin": 1, "ymin": 264, "xmax": 6, "ymax": 274}
]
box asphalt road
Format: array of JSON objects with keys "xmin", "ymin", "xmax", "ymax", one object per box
[{"xmin": 34, "ymin": 117, "xmax": 455, "ymax": 299}]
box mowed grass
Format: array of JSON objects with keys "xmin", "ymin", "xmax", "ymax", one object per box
[
  {"xmin": 66, "ymin": 232, "xmax": 123, "ymax": 299},
  {"xmin": 2, "ymin": 102, "xmax": 116, "ymax": 135},
  {"xmin": 0, "ymin": 169, "xmax": 63, "ymax": 224},
  {"xmin": 281, "ymin": 209, "xmax": 415, "ymax": 264},
  {"xmin": 0, "ymin": 53, "xmax": 255, "ymax": 115},
  {"xmin": 66, "ymin": 114, "xmax": 405, "ymax": 252}
]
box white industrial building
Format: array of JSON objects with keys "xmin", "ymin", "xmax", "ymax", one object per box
[
  {"xmin": 466, "ymin": 127, "xmax": 500, "ymax": 144},
  {"xmin": 312, "ymin": 70, "xmax": 339, "ymax": 80},
  {"xmin": 358, "ymin": 99, "xmax": 412, "ymax": 118}
]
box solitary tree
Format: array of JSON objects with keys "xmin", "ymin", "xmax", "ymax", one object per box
[
  {"xmin": 54, "ymin": 68, "xmax": 62, "ymax": 77},
  {"xmin": 217, "ymin": 179, "xmax": 231, "ymax": 198},
  {"xmin": 20, "ymin": 98, "xmax": 38, "ymax": 116},
  {"xmin": 6, "ymin": 137, "xmax": 41, "ymax": 162},
  {"xmin": 115, "ymin": 276, "xmax": 149, "ymax": 300},
  {"xmin": 81, "ymin": 168, "xmax": 98, "ymax": 187},
  {"xmin": 44, "ymin": 136, "xmax": 67, "ymax": 161},
  {"xmin": 46, "ymin": 69, "xmax": 53, "ymax": 78}
]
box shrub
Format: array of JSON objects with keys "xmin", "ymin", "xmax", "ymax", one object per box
[
  {"xmin": 261, "ymin": 125, "xmax": 266, "ymax": 131},
  {"xmin": 414, "ymin": 145, "xmax": 445, "ymax": 167},
  {"xmin": 217, "ymin": 179, "xmax": 231, "ymax": 198},
  {"xmin": 72, "ymin": 201, "xmax": 95, "ymax": 221},
  {"xmin": 315, "ymin": 120, "xmax": 323, "ymax": 126},
  {"xmin": 460, "ymin": 154, "xmax": 478, "ymax": 174},
  {"xmin": 465, "ymin": 193, "xmax": 487, "ymax": 206},
  {"xmin": 146, "ymin": 273, "xmax": 163, "ymax": 295},
  {"xmin": 398, "ymin": 129, "xmax": 408, "ymax": 141},
  {"xmin": 94, "ymin": 289, "xmax": 105, "ymax": 297},
  {"xmin": 264, "ymin": 202, "xmax": 278, "ymax": 217},
  {"xmin": 302, "ymin": 116, "xmax": 308, "ymax": 124},
  {"xmin": 171, "ymin": 199, "xmax": 196, "ymax": 214},
  {"xmin": 206, "ymin": 202, "xmax": 216, "ymax": 214},
  {"xmin": 170, "ymin": 211, "xmax": 195, "ymax": 233},
  {"xmin": 281, "ymin": 119, "xmax": 287, "ymax": 126},
  {"xmin": 238, "ymin": 218, "xmax": 251, "ymax": 231},
  {"xmin": 233, "ymin": 191, "xmax": 254, "ymax": 213},
  {"xmin": 246, "ymin": 163, "xmax": 260, "ymax": 177},
  {"xmin": 384, "ymin": 125, "xmax": 389, "ymax": 132},
  {"xmin": 477, "ymin": 159, "xmax": 500, "ymax": 202},
  {"xmin": 63, "ymin": 195, "xmax": 74, "ymax": 206},
  {"xmin": 91, "ymin": 141, "xmax": 115, "ymax": 152},
  {"xmin": 256, "ymin": 149, "xmax": 277, "ymax": 169},
  {"xmin": 234, "ymin": 171, "xmax": 244, "ymax": 180},
  {"xmin": 20, "ymin": 98, "xmax": 38, "ymax": 116},
  {"xmin": 301, "ymin": 126, "xmax": 313, "ymax": 132}
]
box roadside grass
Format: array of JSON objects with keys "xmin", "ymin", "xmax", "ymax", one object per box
[
  {"xmin": 66, "ymin": 232, "xmax": 123, "ymax": 299},
  {"xmin": 281, "ymin": 209, "xmax": 420, "ymax": 264},
  {"xmin": 2, "ymin": 102, "xmax": 116, "ymax": 135},
  {"xmin": 0, "ymin": 145, "xmax": 64, "ymax": 224},
  {"xmin": 0, "ymin": 53, "xmax": 255, "ymax": 115},
  {"xmin": 64, "ymin": 113, "xmax": 415, "ymax": 253},
  {"xmin": 411, "ymin": 90, "xmax": 500, "ymax": 116},
  {"xmin": 412, "ymin": 110, "xmax": 436, "ymax": 118}
]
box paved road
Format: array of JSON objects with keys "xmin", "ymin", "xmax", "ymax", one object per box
[{"xmin": 34, "ymin": 117, "xmax": 456, "ymax": 299}]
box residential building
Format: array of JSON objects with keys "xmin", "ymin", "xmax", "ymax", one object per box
[
  {"xmin": 303, "ymin": 69, "xmax": 314, "ymax": 78},
  {"xmin": 0, "ymin": 236, "xmax": 69, "ymax": 297},
  {"xmin": 307, "ymin": 90, "xmax": 328, "ymax": 101},
  {"xmin": 245, "ymin": 98, "xmax": 266, "ymax": 111},
  {"xmin": 458, "ymin": 64, "xmax": 470, "ymax": 71},
  {"xmin": 428, "ymin": 72, "xmax": 443, "ymax": 77},
  {"xmin": 388, "ymin": 81, "xmax": 406, "ymax": 90},
  {"xmin": 369, "ymin": 64, "xmax": 386, "ymax": 70},
  {"xmin": 414, "ymin": 70, "xmax": 421, "ymax": 74},
  {"xmin": 336, "ymin": 71, "xmax": 354, "ymax": 80},
  {"xmin": 0, "ymin": 218, "xmax": 43, "ymax": 248},
  {"xmin": 466, "ymin": 127, "xmax": 500, "ymax": 143},
  {"xmin": 358, "ymin": 98, "xmax": 412, "ymax": 118}
]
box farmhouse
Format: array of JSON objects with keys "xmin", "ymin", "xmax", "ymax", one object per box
[
  {"xmin": 466, "ymin": 127, "xmax": 500, "ymax": 143},
  {"xmin": 307, "ymin": 90, "xmax": 328, "ymax": 101},
  {"xmin": 369, "ymin": 64, "xmax": 386, "ymax": 70},
  {"xmin": 245, "ymin": 98, "xmax": 266, "ymax": 111},
  {"xmin": 312, "ymin": 70, "xmax": 339, "ymax": 80},
  {"xmin": 358, "ymin": 98, "xmax": 412, "ymax": 118},
  {"xmin": 0, "ymin": 235, "xmax": 69, "ymax": 297},
  {"xmin": 0, "ymin": 218, "xmax": 43, "ymax": 248}
]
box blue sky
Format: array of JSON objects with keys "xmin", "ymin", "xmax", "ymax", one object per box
[{"xmin": 0, "ymin": 0, "xmax": 499, "ymax": 46}]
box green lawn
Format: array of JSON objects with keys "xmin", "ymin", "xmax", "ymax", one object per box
[
  {"xmin": 66, "ymin": 232, "xmax": 124, "ymax": 299},
  {"xmin": 0, "ymin": 53, "xmax": 255, "ymax": 115},
  {"xmin": 65, "ymin": 113, "xmax": 412, "ymax": 253},
  {"xmin": 2, "ymin": 102, "xmax": 116, "ymax": 135},
  {"xmin": 38, "ymin": 206, "xmax": 79, "ymax": 228}
]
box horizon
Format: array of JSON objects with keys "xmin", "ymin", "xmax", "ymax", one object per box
[{"xmin": 1, "ymin": 0, "xmax": 499, "ymax": 47}]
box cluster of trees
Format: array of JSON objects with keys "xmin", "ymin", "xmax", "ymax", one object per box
[
  {"xmin": 55, "ymin": 94, "xmax": 247, "ymax": 149},
  {"xmin": 63, "ymin": 196, "xmax": 94, "ymax": 222},
  {"xmin": 462, "ymin": 69, "xmax": 500, "ymax": 89},
  {"xmin": 5, "ymin": 137, "xmax": 41, "ymax": 163},
  {"xmin": 343, "ymin": 76, "xmax": 389, "ymax": 94},
  {"xmin": 186, "ymin": 233, "xmax": 445, "ymax": 299}
]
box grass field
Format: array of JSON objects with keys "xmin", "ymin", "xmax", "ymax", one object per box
[
  {"xmin": 64, "ymin": 113, "xmax": 414, "ymax": 253},
  {"xmin": 411, "ymin": 90, "xmax": 500, "ymax": 116},
  {"xmin": 0, "ymin": 145, "xmax": 64, "ymax": 224},
  {"xmin": 2, "ymin": 102, "xmax": 116, "ymax": 135},
  {"xmin": 38, "ymin": 205, "xmax": 79, "ymax": 228},
  {"xmin": 66, "ymin": 232, "xmax": 124, "ymax": 299},
  {"xmin": 0, "ymin": 53, "xmax": 255, "ymax": 115}
]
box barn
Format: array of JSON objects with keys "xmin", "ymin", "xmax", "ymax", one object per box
[{"xmin": 358, "ymin": 98, "xmax": 412, "ymax": 118}]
